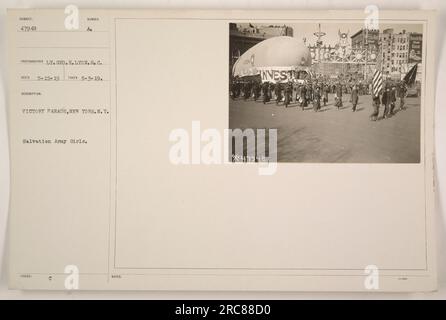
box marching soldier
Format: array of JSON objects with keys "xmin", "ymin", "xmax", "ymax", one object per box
[
  {"xmin": 398, "ymin": 81, "xmax": 407, "ymax": 110},
  {"xmin": 275, "ymin": 82, "xmax": 283, "ymax": 105},
  {"xmin": 270, "ymin": 82, "xmax": 276, "ymax": 101},
  {"xmin": 262, "ymin": 82, "xmax": 270, "ymax": 104},
  {"xmin": 257, "ymin": 81, "xmax": 262, "ymax": 100},
  {"xmin": 389, "ymin": 84, "xmax": 397, "ymax": 116},
  {"xmin": 243, "ymin": 81, "xmax": 251, "ymax": 101},
  {"xmin": 300, "ymin": 83, "xmax": 307, "ymax": 110},
  {"xmin": 313, "ymin": 85, "xmax": 321, "ymax": 112},
  {"xmin": 230, "ymin": 80, "xmax": 236, "ymax": 100},
  {"xmin": 231, "ymin": 79, "xmax": 240, "ymax": 99},
  {"xmin": 381, "ymin": 84, "xmax": 391, "ymax": 119},
  {"xmin": 323, "ymin": 82, "xmax": 329, "ymax": 106},
  {"xmin": 292, "ymin": 80, "xmax": 299, "ymax": 104},
  {"xmin": 308, "ymin": 81, "xmax": 314, "ymax": 102},
  {"xmin": 253, "ymin": 81, "xmax": 261, "ymax": 101},
  {"xmin": 295, "ymin": 83, "xmax": 301, "ymax": 103},
  {"xmin": 284, "ymin": 81, "xmax": 293, "ymax": 108},
  {"xmin": 235, "ymin": 80, "xmax": 241, "ymax": 98},
  {"xmin": 351, "ymin": 84, "xmax": 359, "ymax": 112},
  {"xmin": 305, "ymin": 81, "xmax": 312, "ymax": 107},
  {"xmin": 335, "ymin": 82, "xmax": 343, "ymax": 109},
  {"xmin": 370, "ymin": 91, "xmax": 381, "ymax": 121}
]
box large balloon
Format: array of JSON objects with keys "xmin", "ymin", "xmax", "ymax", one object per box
[{"xmin": 232, "ymin": 36, "xmax": 312, "ymax": 82}]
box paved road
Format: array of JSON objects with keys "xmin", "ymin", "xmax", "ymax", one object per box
[{"xmin": 229, "ymin": 93, "xmax": 421, "ymax": 163}]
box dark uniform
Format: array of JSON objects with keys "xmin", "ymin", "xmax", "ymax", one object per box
[
  {"xmin": 307, "ymin": 83, "xmax": 313, "ymax": 102},
  {"xmin": 370, "ymin": 94, "xmax": 381, "ymax": 121},
  {"xmin": 323, "ymin": 83, "xmax": 329, "ymax": 106},
  {"xmin": 284, "ymin": 82, "xmax": 293, "ymax": 108},
  {"xmin": 305, "ymin": 83, "xmax": 312, "ymax": 107},
  {"xmin": 262, "ymin": 82, "xmax": 270, "ymax": 104},
  {"xmin": 300, "ymin": 84, "xmax": 307, "ymax": 110},
  {"xmin": 253, "ymin": 81, "xmax": 260, "ymax": 101},
  {"xmin": 231, "ymin": 80, "xmax": 240, "ymax": 99},
  {"xmin": 398, "ymin": 82, "xmax": 407, "ymax": 110},
  {"xmin": 275, "ymin": 83, "xmax": 283, "ymax": 105},
  {"xmin": 235, "ymin": 81, "xmax": 241, "ymax": 98},
  {"xmin": 351, "ymin": 85, "xmax": 359, "ymax": 112},
  {"xmin": 389, "ymin": 85, "xmax": 397, "ymax": 116},
  {"xmin": 230, "ymin": 81, "xmax": 236, "ymax": 100},
  {"xmin": 335, "ymin": 83, "xmax": 343, "ymax": 109},
  {"xmin": 313, "ymin": 86, "xmax": 321, "ymax": 112},
  {"xmin": 270, "ymin": 83, "xmax": 276, "ymax": 101},
  {"xmin": 243, "ymin": 82, "xmax": 251, "ymax": 101},
  {"xmin": 381, "ymin": 85, "xmax": 391, "ymax": 119}
]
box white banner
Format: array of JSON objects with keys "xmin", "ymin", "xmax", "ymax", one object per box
[{"xmin": 258, "ymin": 66, "xmax": 309, "ymax": 83}]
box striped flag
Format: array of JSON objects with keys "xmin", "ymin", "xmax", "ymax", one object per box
[
  {"xmin": 306, "ymin": 69, "xmax": 315, "ymax": 79},
  {"xmin": 372, "ymin": 69, "xmax": 383, "ymax": 97}
]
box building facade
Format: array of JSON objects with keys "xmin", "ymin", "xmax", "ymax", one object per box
[
  {"xmin": 351, "ymin": 28, "xmax": 380, "ymax": 54},
  {"xmin": 380, "ymin": 28, "xmax": 422, "ymax": 80},
  {"xmin": 308, "ymin": 27, "xmax": 423, "ymax": 81}
]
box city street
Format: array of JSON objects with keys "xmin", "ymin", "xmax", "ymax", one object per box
[{"xmin": 229, "ymin": 93, "xmax": 421, "ymax": 163}]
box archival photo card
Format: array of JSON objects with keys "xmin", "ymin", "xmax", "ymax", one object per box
[{"xmin": 6, "ymin": 9, "xmax": 437, "ymax": 292}]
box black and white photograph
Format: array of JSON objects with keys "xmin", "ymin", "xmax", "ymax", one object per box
[{"xmin": 229, "ymin": 22, "xmax": 423, "ymax": 163}]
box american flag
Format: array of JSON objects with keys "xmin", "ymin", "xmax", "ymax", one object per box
[
  {"xmin": 372, "ymin": 69, "xmax": 383, "ymax": 97},
  {"xmin": 403, "ymin": 64, "xmax": 418, "ymax": 86},
  {"xmin": 306, "ymin": 69, "xmax": 315, "ymax": 79},
  {"xmin": 372, "ymin": 42, "xmax": 383, "ymax": 97}
]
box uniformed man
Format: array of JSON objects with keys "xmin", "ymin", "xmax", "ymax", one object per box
[
  {"xmin": 370, "ymin": 91, "xmax": 381, "ymax": 121},
  {"xmin": 253, "ymin": 81, "xmax": 260, "ymax": 101},
  {"xmin": 335, "ymin": 82, "xmax": 343, "ymax": 109},
  {"xmin": 230, "ymin": 80, "xmax": 236, "ymax": 100},
  {"xmin": 351, "ymin": 84, "xmax": 359, "ymax": 112},
  {"xmin": 284, "ymin": 81, "xmax": 293, "ymax": 108},
  {"xmin": 300, "ymin": 83, "xmax": 307, "ymax": 110},
  {"xmin": 313, "ymin": 85, "xmax": 321, "ymax": 112},
  {"xmin": 275, "ymin": 82, "xmax": 283, "ymax": 105},
  {"xmin": 295, "ymin": 83, "xmax": 301, "ymax": 103},
  {"xmin": 323, "ymin": 82, "xmax": 329, "ymax": 106},
  {"xmin": 398, "ymin": 81, "xmax": 407, "ymax": 110},
  {"xmin": 243, "ymin": 81, "xmax": 251, "ymax": 101},
  {"xmin": 306, "ymin": 81, "xmax": 312, "ymax": 107},
  {"xmin": 308, "ymin": 81, "xmax": 314, "ymax": 101},
  {"xmin": 231, "ymin": 79, "xmax": 240, "ymax": 99},
  {"xmin": 235, "ymin": 80, "xmax": 241, "ymax": 98},
  {"xmin": 270, "ymin": 82, "xmax": 276, "ymax": 101},
  {"xmin": 389, "ymin": 84, "xmax": 397, "ymax": 116},
  {"xmin": 262, "ymin": 81, "xmax": 270, "ymax": 104},
  {"xmin": 381, "ymin": 83, "xmax": 391, "ymax": 119}
]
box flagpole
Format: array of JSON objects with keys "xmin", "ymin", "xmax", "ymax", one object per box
[
  {"xmin": 380, "ymin": 32, "xmax": 383, "ymax": 85},
  {"xmin": 364, "ymin": 27, "xmax": 368, "ymax": 81}
]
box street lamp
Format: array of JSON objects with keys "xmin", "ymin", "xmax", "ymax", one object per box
[{"xmin": 313, "ymin": 23, "xmax": 326, "ymax": 64}]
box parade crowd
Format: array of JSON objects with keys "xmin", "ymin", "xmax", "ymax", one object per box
[{"xmin": 230, "ymin": 76, "xmax": 409, "ymax": 121}]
